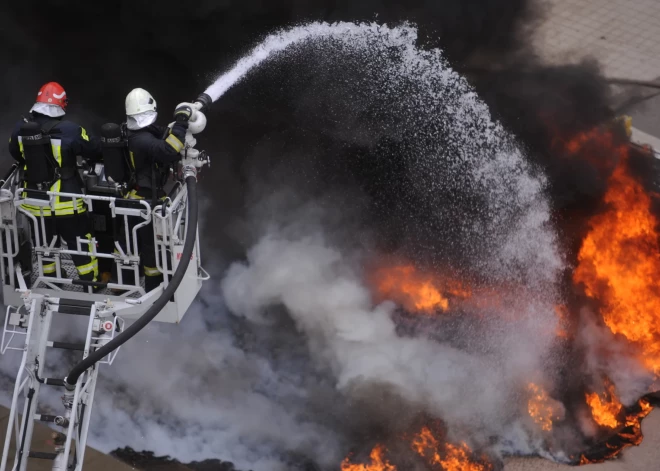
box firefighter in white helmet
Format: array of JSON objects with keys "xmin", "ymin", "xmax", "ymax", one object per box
[{"xmin": 117, "ymin": 88, "xmax": 191, "ymax": 291}]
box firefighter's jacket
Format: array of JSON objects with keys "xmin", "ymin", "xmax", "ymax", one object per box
[{"xmin": 8, "ymin": 112, "xmax": 101, "ymax": 216}]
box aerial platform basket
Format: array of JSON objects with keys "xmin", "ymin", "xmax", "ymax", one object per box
[
  {"xmin": 0, "ymin": 166, "xmax": 207, "ymax": 323},
  {"xmin": 0, "ymin": 92, "xmax": 212, "ymax": 471}
]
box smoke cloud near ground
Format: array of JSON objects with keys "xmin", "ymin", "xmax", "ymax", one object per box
[
  {"xmin": 90, "ymin": 284, "xmax": 347, "ymax": 470},
  {"xmin": 0, "ymin": 0, "xmax": 641, "ymax": 470},
  {"xmin": 221, "ymin": 195, "xmax": 564, "ymax": 457},
  {"xmin": 215, "ymin": 21, "xmax": 573, "ymax": 465}
]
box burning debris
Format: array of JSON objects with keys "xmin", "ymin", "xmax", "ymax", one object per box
[
  {"xmin": 221, "ymin": 111, "xmax": 660, "ymax": 470},
  {"xmin": 341, "ymin": 445, "xmax": 395, "ymax": 471},
  {"xmin": 340, "ymin": 427, "xmax": 493, "ymax": 471},
  {"xmin": 579, "ymin": 398, "xmax": 654, "ymax": 464},
  {"xmin": 333, "ymin": 123, "xmax": 660, "ymax": 470},
  {"xmin": 411, "ymin": 427, "xmax": 492, "ymax": 471},
  {"xmin": 586, "ymin": 379, "xmax": 624, "ymax": 430},
  {"xmin": 573, "ymin": 144, "xmax": 660, "ymax": 374},
  {"xmin": 370, "ymin": 264, "xmax": 471, "ymax": 314}
]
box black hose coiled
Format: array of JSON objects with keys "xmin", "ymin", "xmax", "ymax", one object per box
[{"xmin": 65, "ymin": 175, "xmax": 198, "ymax": 388}]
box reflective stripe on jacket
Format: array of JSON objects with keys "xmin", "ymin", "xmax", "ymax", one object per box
[
  {"xmin": 126, "ymin": 122, "xmax": 187, "ymax": 194},
  {"xmin": 8, "ymin": 113, "xmax": 101, "ymax": 217}
]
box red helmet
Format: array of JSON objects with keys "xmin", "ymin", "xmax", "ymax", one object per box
[{"xmin": 35, "ymin": 82, "xmax": 68, "ymax": 110}]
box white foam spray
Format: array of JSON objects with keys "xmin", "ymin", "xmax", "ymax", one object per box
[
  {"xmin": 206, "ymin": 22, "xmax": 417, "ymax": 102},
  {"xmin": 218, "ymin": 20, "xmax": 569, "ymax": 464},
  {"xmin": 206, "ymin": 21, "xmax": 561, "ymax": 284},
  {"xmin": 204, "ymin": 23, "xmax": 349, "ymax": 100}
]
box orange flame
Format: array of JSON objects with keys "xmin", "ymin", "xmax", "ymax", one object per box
[
  {"xmin": 560, "ymin": 127, "xmax": 623, "ymax": 159},
  {"xmin": 412, "ymin": 427, "xmax": 443, "ymax": 463},
  {"xmin": 412, "ymin": 427, "xmax": 492, "ymax": 471},
  {"xmin": 586, "ymin": 380, "xmax": 623, "ymax": 429},
  {"xmin": 621, "ymin": 398, "xmax": 653, "ymax": 443},
  {"xmin": 341, "ymin": 445, "xmax": 396, "ymax": 471},
  {"xmin": 527, "ymin": 383, "xmax": 562, "ymax": 432},
  {"xmin": 551, "ymin": 125, "xmax": 624, "ymax": 175},
  {"xmin": 572, "ymin": 144, "xmax": 660, "ymax": 374},
  {"xmin": 342, "ymin": 428, "xmax": 492, "ymax": 471},
  {"xmin": 580, "ymin": 399, "xmax": 653, "ymax": 464},
  {"xmin": 371, "ymin": 264, "xmax": 471, "ymax": 313}
]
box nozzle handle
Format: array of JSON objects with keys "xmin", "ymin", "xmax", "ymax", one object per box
[{"xmin": 194, "ymin": 93, "xmax": 212, "ymax": 113}]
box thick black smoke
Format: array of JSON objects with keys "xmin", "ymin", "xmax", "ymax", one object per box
[{"xmin": 0, "ymin": 0, "xmax": 619, "ymax": 258}]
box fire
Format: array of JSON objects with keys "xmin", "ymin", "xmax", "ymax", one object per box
[
  {"xmin": 572, "ymin": 146, "xmax": 660, "ymax": 373},
  {"xmin": 527, "ymin": 383, "xmax": 562, "ymax": 431},
  {"xmin": 371, "ymin": 264, "xmax": 471, "ymax": 313},
  {"xmin": 438, "ymin": 444, "xmax": 490, "ymax": 471},
  {"xmin": 560, "ymin": 127, "xmax": 624, "ymax": 158},
  {"xmin": 342, "ymin": 428, "xmax": 492, "ymax": 471},
  {"xmin": 586, "ymin": 380, "xmax": 623, "ymax": 429},
  {"xmin": 412, "ymin": 427, "xmax": 444, "ymax": 464},
  {"xmin": 579, "ymin": 399, "xmax": 653, "ymax": 464},
  {"xmin": 343, "ymin": 125, "xmax": 660, "ymax": 471},
  {"xmin": 412, "ymin": 427, "xmax": 492, "ymax": 471},
  {"xmin": 341, "ymin": 445, "xmax": 395, "ymax": 471},
  {"xmin": 622, "ymin": 399, "xmax": 653, "ymax": 442},
  {"xmin": 551, "ymin": 125, "xmax": 624, "ymax": 174},
  {"xmin": 567, "ymin": 125, "xmax": 659, "ymax": 461}
]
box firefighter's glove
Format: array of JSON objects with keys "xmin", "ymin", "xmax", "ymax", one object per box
[{"xmin": 174, "ymin": 105, "xmax": 193, "ymax": 123}]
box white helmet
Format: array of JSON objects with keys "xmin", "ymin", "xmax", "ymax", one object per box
[{"xmin": 125, "ymin": 88, "xmax": 157, "ymax": 116}]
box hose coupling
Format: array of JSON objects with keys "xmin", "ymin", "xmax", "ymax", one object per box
[{"xmin": 182, "ymin": 165, "xmax": 198, "ymax": 180}]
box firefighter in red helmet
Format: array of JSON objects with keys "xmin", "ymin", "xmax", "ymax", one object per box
[{"xmin": 8, "ymin": 82, "xmax": 102, "ymax": 283}]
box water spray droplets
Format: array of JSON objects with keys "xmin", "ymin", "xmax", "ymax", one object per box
[{"xmin": 220, "ymin": 21, "xmax": 566, "ymax": 464}]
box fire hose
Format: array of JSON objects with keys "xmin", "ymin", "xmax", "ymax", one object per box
[{"xmin": 64, "ymin": 94, "xmax": 212, "ymax": 389}]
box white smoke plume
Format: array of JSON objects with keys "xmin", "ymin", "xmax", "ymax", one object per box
[
  {"xmin": 220, "ymin": 189, "xmax": 566, "ymax": 460},
  {"xmin": 90, "ymin": 294, "xmax": 344, "ymax": 469},
  {"xmin": 1, "ymin": 281, "xmax": 346, "ymax": 471}
]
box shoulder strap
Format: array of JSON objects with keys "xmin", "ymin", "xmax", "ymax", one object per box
[
  {"xmin": 41, "ymin": 120, "xmax": 60, "ymax": 135},
  {"xmin": 39, "ymin": 120, "xmax": 64, "ymax": 178},
  {"xmin": 120, "ymin": 123, "xmax": 137, "ymax": 191}
]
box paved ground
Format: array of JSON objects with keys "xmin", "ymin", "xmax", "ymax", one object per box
[
  {"xmin": 533, "ymin": 0, "xmax": 660, "ymax": 140},
  {"xmin": 505, "ymin": 410, "xmax": 660, "ymax": 471},
  {"xmin": 0, "ymin": 405, "xmax": 135, "ymax": 471},
  {"xmin": 532, "ymin": 0, "xmax": 660, "ymax": 81},
  {"xmin": 627, "ymin": 95, "xmax": 660, "ymax": 139}
]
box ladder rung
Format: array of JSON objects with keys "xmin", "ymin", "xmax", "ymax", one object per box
[
  {"xmin": 56, "ymin": 306, "xmax": 92, "ymax": 316},
  {"xmin": 57, "ymin": 299, "xmax": 94, "ymax": 316},
  {"xmin": 57, "ymin": 298, "xmax": 94, "ymax": 316},
  {"xmin": 28, "ymin": 451, "xmax": 58, "ymax": 460},
  {"xmin": 72, "ymin": 279, "xmax": 108, "ymax": 289},
  {"xmin": 58, "ymin": 298, "xmax": 94, "ymax": 308},
  {"xmin": 49, "ymin": 341, "xmax": 86, "ymax": 351}
]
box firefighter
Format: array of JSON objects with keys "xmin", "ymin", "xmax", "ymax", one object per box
[
  {"xmin": 8, "ymin": 82, "xmax": 101, "ymax": 283},
  {"xmin": 122, "ymin": 87, "xmax": 190, "ymax": 291}
]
